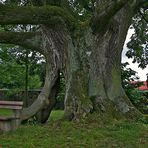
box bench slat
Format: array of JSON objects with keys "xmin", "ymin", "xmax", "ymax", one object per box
[
  {"xmin": 0, "ymin": 105, "xmax": 23, "ymax": 110},
  {"xmin": 0, "ymin": 116, "xmax": 19, "ymax": 121},
  {"xmin": 0, "ymin": 101, "xmax": 23, "ymax": 106}
]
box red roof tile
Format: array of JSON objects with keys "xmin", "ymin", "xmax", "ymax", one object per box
[{"xmin": 138, "ymin": 81, "xmax": 148, "ymax": 91}]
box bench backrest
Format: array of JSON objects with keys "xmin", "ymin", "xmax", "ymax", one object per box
[{"xmin": 0, "ymin": 101, "xmax": 23, "ymax": 110}]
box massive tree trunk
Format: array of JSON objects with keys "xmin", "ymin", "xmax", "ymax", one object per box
[
  {"xmin": 0, "ymin": 0, "xmax": 145, "ymax": 122},
  {"xmin": 64, "ymin": 4, "xmax": 141, "ymax": 120}
]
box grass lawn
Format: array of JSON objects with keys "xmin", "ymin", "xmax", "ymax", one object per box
[{"xmin": 0, "ymin": 110, "xmax": 148, "ymax": 148}]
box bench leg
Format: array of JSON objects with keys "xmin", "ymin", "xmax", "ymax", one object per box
[
  {"xmin": 0, "ymin": 119, "xmax": 21, "ymax": 133},
  {"xmin": 0, "ymin": 120, "xmax": 11, "ymax": 133},
  {"xmin": 0, "ymin": 110, "xmax": 22, "ymax": 133}
]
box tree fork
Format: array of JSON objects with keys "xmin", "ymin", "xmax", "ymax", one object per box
[{"xmin": 92, "ymin": 0, "xmax": 141, "ymax": 33}]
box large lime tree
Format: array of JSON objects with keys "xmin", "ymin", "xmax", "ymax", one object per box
[{"xmin": 0, "ymin": 0, "xmax": 147, "ymax": 123}]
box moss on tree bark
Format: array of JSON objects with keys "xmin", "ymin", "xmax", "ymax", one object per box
[{"xmin": 0, "ymin": 0, "xmax": 146, "ymax": 122}]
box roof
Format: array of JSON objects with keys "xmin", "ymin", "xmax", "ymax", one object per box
[
  {"xmin": 138, "ymin": 81, "xmax": 148, "ymax": 91},
  {"xmin": 129, "ymin": 81, "xmax": 148, "ymax": 91}
]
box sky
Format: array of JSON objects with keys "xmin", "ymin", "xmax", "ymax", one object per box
[{"xmin": 122, "ymin": 29, "xmax": 148, "ymax": 81}]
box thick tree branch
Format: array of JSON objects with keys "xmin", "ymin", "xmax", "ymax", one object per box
[
  {"xmin": 96, "ymin": 0, "xmax": 127, "ymax": 17},
  {"xmin": 0, "ymin": 4, "xmax": 76, "ymax": 30},
  {"xmin": 0, "ymin": 32, "xmax": 42, "ymax": 52},
  {"xmin": 92, "ymin": 0, "xmax": 128, "ymax": 32},
  {"xmin": 21, "ymin": 57, "xmax": 59, "ymax": 121},
  {"xmin": 92, "ymin": 0, "xmax": 143, "ymax": 33}
]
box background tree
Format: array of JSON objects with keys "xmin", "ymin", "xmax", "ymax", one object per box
[
  {"xmin": 0, "ymin": 44, "xmax": 44, "ymax": 89},
  {"xmin": 121, "ymin": 62, "xmax": 148, "ymax": 114},
  {"xmin": 0, "ymin": 0, "xmax": 147, "ymax": 123},
  {"xmin": 126, "ymin": 7, "xmax": 148, "ymax": 68}
]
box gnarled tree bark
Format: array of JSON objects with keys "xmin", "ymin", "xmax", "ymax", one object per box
[{"xmin": 0, "ymin": 0, "xmax": 146, "ymax": 122}]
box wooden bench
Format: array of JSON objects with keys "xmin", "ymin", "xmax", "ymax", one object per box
[{"xmin": 0, "ymin": 101, "xmax": 23, "ymax": 133}]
